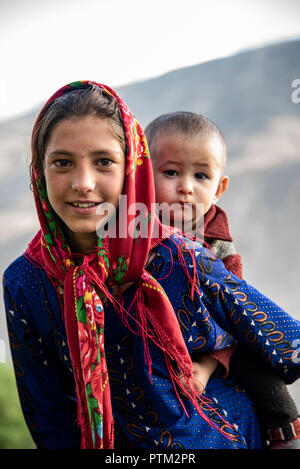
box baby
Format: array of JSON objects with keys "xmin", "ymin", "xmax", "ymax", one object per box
[{"xmin": 145, "ymin": 111, "xmax": 300, "ymax": 449}]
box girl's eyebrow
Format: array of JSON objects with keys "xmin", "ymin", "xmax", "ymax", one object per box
[
  {"xmin": 47, "ymin": 149, "xmax": 121, "ymax": 157},
  {"xmin": 47, "ymin": 150, "xmax": 73, "ymax": 157}
]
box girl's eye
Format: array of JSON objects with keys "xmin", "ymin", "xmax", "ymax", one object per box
[
  {"xmin": 97, "ymin": 158, "xmax": 113, "ymax": 167},
  {"xmin": 54, "ymin": 159, "xmax": 72, "ymax": 168},
  {"xmin": 195, "ymin": 173, "xmax": 207, "ymax": 180},
  {"xmin": 163, "ymin": 169, "xmax": 178, "ymax": 177}
]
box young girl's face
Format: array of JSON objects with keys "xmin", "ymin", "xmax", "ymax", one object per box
[
  {"xmin": 44, "ymin": 115, "xmax": 125, "ymax": 252},
  {"xmin": 151, "ymin": 132, "xmax": 228, "ymax": 228}
]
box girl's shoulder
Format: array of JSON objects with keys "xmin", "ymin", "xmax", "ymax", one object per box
[
  {"xmin": 155, "ymin": 233, "xmax": 214, "ymax": 264},
  {"xmin": 3, "ymin": 254, "xmax": 45, "ymax": 296},
  {"xmin": 150, "ymin": 234, "xmax": 218, "ymax": 287}
]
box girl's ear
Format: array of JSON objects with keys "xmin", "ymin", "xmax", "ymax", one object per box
[{"xmin": 213, "ymin": 175, "xmax": 229, "ymax": 203}]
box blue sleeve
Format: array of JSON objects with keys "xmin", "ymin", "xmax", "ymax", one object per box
[
  {"xmin": 195, "ymin": 247, "xmax": 300, "ymax": 384},
  {"xmin": 3, "ymin": 268, "xmax": 81, "ymax": 449},
  {"xmin": 150, "ymin": 241, "xmax": 236, "ymax": 355}
]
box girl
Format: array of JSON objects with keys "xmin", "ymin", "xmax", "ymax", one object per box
[{"xmin": 3, "ymin": 81, "xmax": 300, "ymax": 449}]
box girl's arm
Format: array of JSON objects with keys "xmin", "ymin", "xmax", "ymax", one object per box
[
  {"xmin": 196, "ymin": 249, "xmax": 300, "ymax": 384},
  {"xmin": 3, "ymin": 276, "xmax": 81, "ymax": 449},
  {"xmin": 188, "ymin": 243, "xmax": 241, "ymax": 389}
]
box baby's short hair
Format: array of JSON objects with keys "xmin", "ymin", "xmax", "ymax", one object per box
[{"xmin": 145, "ymin": 112, "xmax": 226, "ymax": 169}]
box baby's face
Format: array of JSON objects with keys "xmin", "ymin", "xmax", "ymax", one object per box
[{"xmin": 151, "ymin": 132, "xmax": 228, "ymax": 229}]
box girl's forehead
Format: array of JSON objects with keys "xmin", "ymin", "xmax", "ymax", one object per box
[
  {"xmin": 45, "ymin": 116, "xmax": 124, "ymax": 159},
  {"xmin": 46, "ymin": 115, "xmax": 124, "ymax": 152},
  {"xmin": 50, "ymin": 114, "xmax": 112, "ymax": 132}
]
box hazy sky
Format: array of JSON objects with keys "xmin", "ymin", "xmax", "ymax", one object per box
[{"xmin": 1, "ymin": 0, "xmax": 300, "ymax": 121}]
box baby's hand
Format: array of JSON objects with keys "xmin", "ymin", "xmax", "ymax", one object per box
[{"xmin": 179, "ymin": 355, "xmax": 218, "ymax": 395}]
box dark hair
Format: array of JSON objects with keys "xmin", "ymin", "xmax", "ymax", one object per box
[
  {"xmin": 31, "ymin": 84, "xmax": 126, "ymax": 179},
  {"xmin": 144, "ymin": 111, "xmax": 226, "ymax": 164}
]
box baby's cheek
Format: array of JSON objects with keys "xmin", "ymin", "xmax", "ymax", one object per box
[{"xmin": 154, "ymin": 180, "xmax": 168, "ymax": 201}]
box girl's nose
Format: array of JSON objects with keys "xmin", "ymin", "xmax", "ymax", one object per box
[
  {"xmin": 178, "ymin": 177, "xmax": 193, "ymax": 195},
  {"xmin": 71, "ymin": 164, "xmax": 96, "ymax": 193}
]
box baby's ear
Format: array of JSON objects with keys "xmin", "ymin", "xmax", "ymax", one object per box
[{"xmin": 214, "ymin": 175, "xmax": 229, "ymax": 202}]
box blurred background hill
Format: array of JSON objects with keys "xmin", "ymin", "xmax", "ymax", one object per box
[{"xmin": 1, "ymin": 39, "xmax": 300, "ymax": 447}]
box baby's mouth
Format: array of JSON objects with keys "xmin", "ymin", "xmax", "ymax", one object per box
[{"xmin": 178, "ymin": 201, "xmax": 193, "ymax": 207}]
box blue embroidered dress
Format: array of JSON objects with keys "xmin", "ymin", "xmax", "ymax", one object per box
[{"xmin": 3, "ymin": 236, "xmax": 300, "ymax": 449}]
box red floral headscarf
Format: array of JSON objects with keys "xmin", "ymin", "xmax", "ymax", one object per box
[{"xmin": 26, "ymin": 81, "xmax": 211, "ymax": 449}]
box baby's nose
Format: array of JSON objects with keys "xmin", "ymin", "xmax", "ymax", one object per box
[{"xmin": 178, "ymin": 177, "xmax": 193, "ymax": 194}]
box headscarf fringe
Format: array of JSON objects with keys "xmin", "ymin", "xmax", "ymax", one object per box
[{"xmin": 124, "ymin": 278, "xmax": 231, "ymax": 433}]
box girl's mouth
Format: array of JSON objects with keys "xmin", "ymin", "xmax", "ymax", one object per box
[
  {"xmin": 67, "ymin": 201, "xmax": 101, "ymax": 214},
  {"xmin": 69, "ymin": 202, "xmax": 99, "ymax": 208}
]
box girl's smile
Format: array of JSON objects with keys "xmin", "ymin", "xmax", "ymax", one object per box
[{"xmin": 44, "ymin": 115, "xmax": 125, "ymax": 252}]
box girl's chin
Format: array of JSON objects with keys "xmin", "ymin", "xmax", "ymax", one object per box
[
  {"xmin": 63, "ymin": 223, "xmax": 98, "ymax": 241},
  {"xmin": 67, "ymin": 225, "xmax": 98, "ymax": 236}
]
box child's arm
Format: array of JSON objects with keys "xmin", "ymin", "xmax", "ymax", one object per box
[
  {"xmin": 180, "ymin": 347, "xmax": 236, "ymax": 394},
  {"xmin": 191, "ymin": 355, "xmax": 218, "ymax": 393},
  {"xmin": 206, "ymin": 346, "xmax": 237, "ymax": 377},
  {"xmin": 179, "ymin": 354, "xmax": 218, "ymax": 395}
]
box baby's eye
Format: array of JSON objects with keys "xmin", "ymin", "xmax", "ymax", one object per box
[
  {"xmin": 163, "ymin": 169, "xmax": 178, "ymax": 177},
  {"xmin": 54, "ymin": 159, "xmax": 72, "ymax": 168},
  {"xmin": 195, "ymin": 173, "xmax": 207, "ymax": 180}
]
